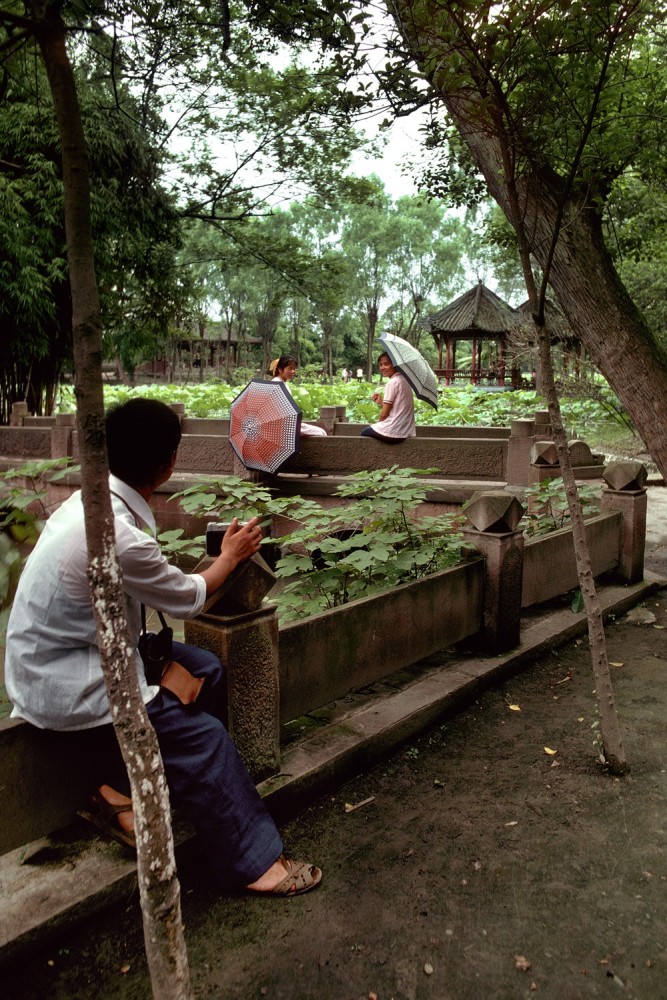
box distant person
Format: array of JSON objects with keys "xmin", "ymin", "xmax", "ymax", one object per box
[
  {"xmin": 269, "ymin": 355, "xmax": 327, "ymax": 436},
  {"xmin": 341, "ymin": 367, "xmax": 349, "ymax": 383},
  {"xmin": 360, "ymin": 352, "xmax": 416, "ymax": 444},
  {"xmin": 356, "ymin": 367, "xmax": 364, "ymax": 382}
]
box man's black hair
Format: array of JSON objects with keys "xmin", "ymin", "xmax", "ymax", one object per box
[{"xmin": 105, "ymin": 398, "xmax": 182, "ymax": 487}]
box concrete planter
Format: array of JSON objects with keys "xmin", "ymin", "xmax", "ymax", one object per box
[{"xmin": 278, "ymin": 558, "xmax": 485, "ymax": 722}]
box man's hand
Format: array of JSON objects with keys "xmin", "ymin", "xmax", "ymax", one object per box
[
  {"xmin": 221, "ymin": 517, "xmax": 263, "ymax": 566},
  {"xmin": 200, "ymin": 516, "xmax": 263, "ymax": 595}
]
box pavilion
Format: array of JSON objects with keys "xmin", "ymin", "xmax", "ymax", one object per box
[{"xmin": 424, "ymin": 281, "xmax": 527, "ymax": 387}]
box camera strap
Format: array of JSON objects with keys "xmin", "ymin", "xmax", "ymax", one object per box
[
  {"xmin": 139, "ymin": 605, "xmax": 202, "ymax": 703},
  {"xmin": 140, "ymin": 603, "xmax": 169, "ymax": 637},
  {"xmin": 110, "ymin": 491, "xmax": 203, "ymax": 705}
]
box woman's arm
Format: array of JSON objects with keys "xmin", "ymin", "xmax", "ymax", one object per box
[
  {"xmin": 371, "ymin": 390, "xmax": 393, "ymax": 422},
  {"xmin": 377, "ymin": 400, "xmax": 393, "ymax": 422}
]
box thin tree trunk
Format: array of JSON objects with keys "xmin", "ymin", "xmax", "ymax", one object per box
[
  {"xmin": 536, "ymin": 322, "xmax": 628, "ymax": 773},
  {"xmin": 366, "ymin": 301, "xmax": 378, "ymax": 381},
  {"xmin": 433, "ymin": 0, "xmax": 631, "ymax": 775},
  {"xmin": 31, "ymin": 5, "xmax": 194, "ymax": 995}
]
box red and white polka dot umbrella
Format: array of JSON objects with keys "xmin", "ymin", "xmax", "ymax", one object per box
[{"xmin": 229, "ymin": 378, "xmax": 302, "ymax": 474}]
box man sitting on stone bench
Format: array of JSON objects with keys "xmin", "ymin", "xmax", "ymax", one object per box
[{"xmin": 4, "ymin": 398, "xmax": 321, "ymax": 897}]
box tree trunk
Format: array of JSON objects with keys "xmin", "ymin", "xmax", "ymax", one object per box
[
  {"xmin": 390, "ymin": 2, "xmax": 667, "ymax": 479},
  {"xmin": 366, "ymin": 300, "xmax": 378, "ymax": 381},
  {"xmin": 537, "ymin": 321, "xmax": 628, "ymax": 773},
  {"xmin": 31, "ymin": 5, "xmax": 193, "ymax": 997}
]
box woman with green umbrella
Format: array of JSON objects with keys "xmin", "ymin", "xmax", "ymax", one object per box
[{"xmin": 361, "ymin": 351, "xmax": 416, "ymax": 443}]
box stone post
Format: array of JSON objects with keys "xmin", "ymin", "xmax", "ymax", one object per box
[
  {"xmin": 318, "ymin": 406, "xmax": 337, "ymax": 435},
  {"xmin": 51, "ymin": 412, "xmax": 76, "ymax": 459},
  {"xmin": 533, "ymin": 409, "xmax": 552, "ymax": 438},
  {"xmin": 10, "ymin": 402, "xmax": 29, "ymax": 427},
  {"xmin": 184, "ymin": 548, "xmax": 280, "ymax": 781},
  {"xmin": 334, "ymin": 405, "xmax": 348, "ymax": 423},
  {"xmin": 462, "ymin": 491, "xmax": 525, "ymax": 653},
  {"xmin": 506, "ymin": 417, "xmax": 535, "ymax": 486},
  {"xmin": 185, "ymin": 604, "xmax": 280, "ymax": 782},
  {"xmin": 599, "ymin": 461, "xmax": 648, "ymax": 584},
  {"xmin": 528, "ymin": 439, "xmax": 562, "ymax": 489},
  {"xmin": 169, "ymin": 402, "xmax": 185, "ymax": 420}
]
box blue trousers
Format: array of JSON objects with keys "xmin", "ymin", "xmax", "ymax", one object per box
[
  {"xmin": 51, "ymin": 642, "xmax": 283, "ymax": 888},
  {"xmin": 360, "ymin": 426, "xmax": 405, "ymax": 443},
  {"xmin": 144, "ymin": 641, "xmax": 283, "ymax": 888}
]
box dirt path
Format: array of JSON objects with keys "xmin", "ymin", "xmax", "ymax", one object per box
[{"xmin": 5, "ymin": 587, "xmax": 667, "ymax": 1000}]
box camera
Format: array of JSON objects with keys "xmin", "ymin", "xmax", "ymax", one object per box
[{"xmin": 206, "ymin": 522, "xmax": 232, "ymax": 557}]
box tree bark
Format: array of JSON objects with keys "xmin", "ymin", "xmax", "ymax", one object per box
[
  {"xmin": 390, "ymin": 1, "xmax": 667, "ymax": 479},
  {"xmin": 536, "ymin": 321, "xmax": 628, "ymax": 773},
  {"xmin": 29, "ymin": 5, "xmax": 193, "ymax": 996}
]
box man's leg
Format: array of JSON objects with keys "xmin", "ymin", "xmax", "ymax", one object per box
[
  {"xmin": 171, "ymin": 640, "xmax": 226, "ymax": 716},
  {"xmin": 147, "ymin": 682, "xmax": 283, "ymax": 889}
]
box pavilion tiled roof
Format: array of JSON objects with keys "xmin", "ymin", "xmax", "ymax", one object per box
[{"xmin": 426, "ymin": 282, "xmax": 519, "ymax": 335}]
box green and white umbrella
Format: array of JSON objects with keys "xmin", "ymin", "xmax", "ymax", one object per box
[{"xmin": 377, "ymin": 332, "xmax": 438, "ymax": 409}]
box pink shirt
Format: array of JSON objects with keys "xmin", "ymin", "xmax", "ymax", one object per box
[{"xmin": 370, "ymin": 373, "xmax": 416, "ymax": 439}]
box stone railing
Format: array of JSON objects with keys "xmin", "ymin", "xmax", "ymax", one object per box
[{"xmin": 1, "ymin": 404, "xmax": 604, "ymax": 488}]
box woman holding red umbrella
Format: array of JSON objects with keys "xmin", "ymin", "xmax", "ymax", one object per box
[{"xmin": 269, "ymin": 355, "xmax": 327, "ymax": 436}]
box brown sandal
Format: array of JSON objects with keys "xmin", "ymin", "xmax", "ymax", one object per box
[
  {"xmin": 263, "ymin": 855, "xmax": 322, "ymax": 896},
  {"xmin": 78, "ymin": 790, "xmax": 136, "ymax": 850}
]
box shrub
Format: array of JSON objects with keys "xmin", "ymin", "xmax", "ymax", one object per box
[{"xmin": 173, "ymin": 467, "xmax": 474, "ymax": 622}]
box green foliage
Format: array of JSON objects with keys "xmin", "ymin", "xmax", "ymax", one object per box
[
  {"xmin": 521, "ymin": 478, "xmax": 601, "ymax": 538},
  {"xmin": 173, "ymin": 467, "xmax": 473, "ymax": 622},
  {"xmin": 155, "ymin": 528, "xmax": 206, "ymax": 564},
  {"xmin": 0, "ymin": 458, "xmax": 78, "ymax": 639},
  {"xmin": 96, "ymin": 380, "xmax": 632, "ymax": 436},
  {"xmin": 0, "ymin": 32, "xmax": 184, "ymax": 413}
]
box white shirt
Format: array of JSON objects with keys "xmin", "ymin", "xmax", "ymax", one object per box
[
  {"xmin": 4, "ymin": 475, "xmax": 207, "ymax": 731},
  {"xmin": 370, "ymin": 373, "xmax": 416, "ymax": 439},
  {"xmin": 270, "ymin": 377, "xmax": 326, "ymax": 436}
]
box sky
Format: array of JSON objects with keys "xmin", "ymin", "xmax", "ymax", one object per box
[{"xmin": 348, "ymin": 113, "xmax": 428, "ymax": 198}]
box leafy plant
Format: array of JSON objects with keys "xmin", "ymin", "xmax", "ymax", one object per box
[
  {"xmin": 174, "ymin": 467, "xmax": 473, "ymax": 622},
  {"xmin": 521, "ymin": 478, "xmax": 601, "ymax": 538},
  {"xmin": 0, "ymin": 457, "xmax": 79, "ymax": 639},
  {"xmin": 93, "ymin": 381, "xmax": 632, "ymax": 442}
]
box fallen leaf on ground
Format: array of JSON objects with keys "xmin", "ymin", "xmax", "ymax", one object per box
[
  {"xmin": 544, "ymin": 747, "xmax": 557, "ymax": 756},
  {"xmin": 505, "ymin": 821, "xmax": 518, "ymax": 827},
  {"xmin": 530, "ymin": 982, "xmax": 539, "ymax": 991},
  {"xmin": 654, "ymin": 625, "xmax": 665, "ymax": 630},
  {"xmin": 424, "ymin": 963, "xmax": 434, "ymax": 975},
  {"xmin": 515, "ymin": 955, "xmax": 532, "ymax": 971},
  {"xmin": 626, "ymin": 607, "xmax": 657, "ymax": 625},
  {"xmin": 433, "ymin": 779, "xmax": 444, "ymax": 787},
  {"xmin": 120, "ymin": 964, "xmax": 130, "ymax": 974},
  {"xmin": 609, "ymin": 661, "xmax": 624, "ymax": 667},
  {"xmin": 577, "ymin": 717, "xmax": 585, "ymax": 722},
  {"xmin": 344, "ymin": 796, "xmax": 375, "ymax": 813},
  {"xmin": 508, "ymin": 704, "xmax": 521, "ymax": 712}
]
